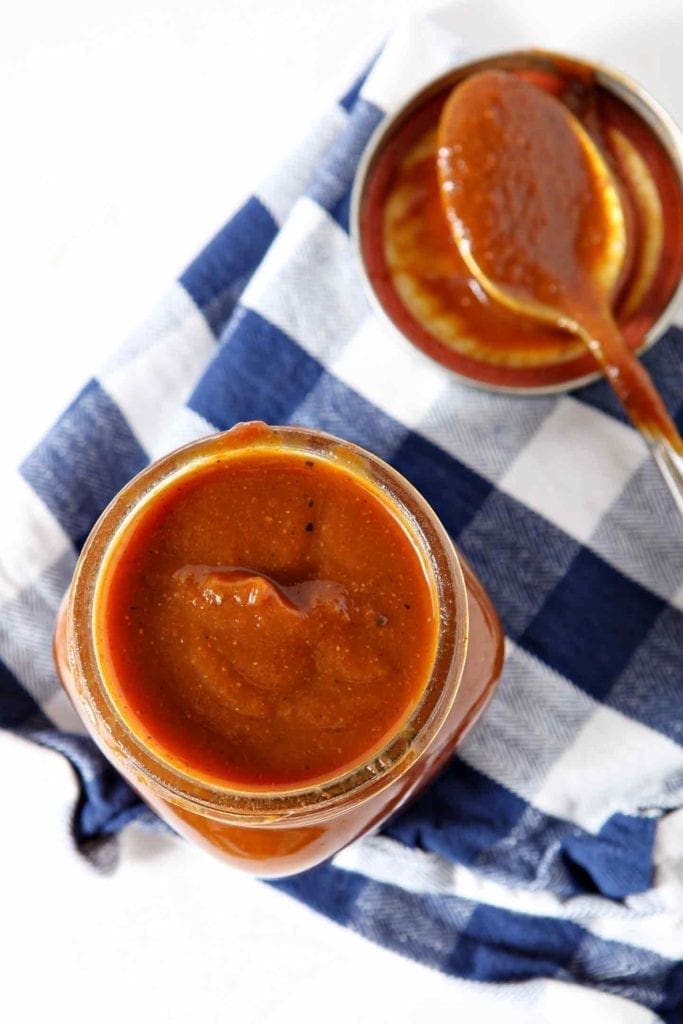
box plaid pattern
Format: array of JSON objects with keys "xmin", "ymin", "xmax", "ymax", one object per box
[{"xmin": 1, "ymin": 15, "xmax": 682, "ymax": 1021}]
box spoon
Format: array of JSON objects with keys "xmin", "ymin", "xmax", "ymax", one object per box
[{"xmin": 437, "ymin": 69, "xmax": 683, "ymax": 513}]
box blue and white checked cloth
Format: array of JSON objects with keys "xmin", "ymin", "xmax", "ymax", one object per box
[{"xmin": 2, "ymin": 15, "xmax": 682, "ymax": 1022}]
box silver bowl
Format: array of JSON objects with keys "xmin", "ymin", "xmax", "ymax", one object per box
[{"xmin": 350, "ymin": 49, "xmax": 683, "ymax": 396}]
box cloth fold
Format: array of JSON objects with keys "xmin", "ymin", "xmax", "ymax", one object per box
[{"xmin": 1, "ymin": 13, "xmax": 682, "ymax": 1022}]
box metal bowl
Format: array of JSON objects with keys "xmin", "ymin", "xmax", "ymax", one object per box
[{"xmin": 350, "ymin": 49, "xmax": 683, "ymax": 396}]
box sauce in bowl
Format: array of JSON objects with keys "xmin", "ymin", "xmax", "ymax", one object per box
[{"xmin": 355, "ymin": 53, "xmax": 683, "ymax": 391}]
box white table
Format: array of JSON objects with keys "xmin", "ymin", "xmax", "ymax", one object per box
[{"xmin": 2, "ymin": 2, "xmax": 681, "ymax": 1021}]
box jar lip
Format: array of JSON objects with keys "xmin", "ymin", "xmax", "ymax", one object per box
[{"xmin": 67, "ymin": 424, "xmax": 469, "ymax": 825}]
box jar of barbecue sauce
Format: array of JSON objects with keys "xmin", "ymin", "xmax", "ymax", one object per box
[{"xmin": 54, "ymin": 423, "xmax": 503, "ymax": 876}]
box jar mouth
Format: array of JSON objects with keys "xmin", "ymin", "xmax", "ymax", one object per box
[{"xmin": 67, "ymin": 425, "xmax": 469, "ymax": 825}]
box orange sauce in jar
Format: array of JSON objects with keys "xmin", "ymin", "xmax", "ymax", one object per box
[
  {"xmin": 54, "ymin": 423, "xmax": 504, "ymax": 876},
  {"xmin": 95, "ymin": 427, "xmax": 438, "ymax": 790}
]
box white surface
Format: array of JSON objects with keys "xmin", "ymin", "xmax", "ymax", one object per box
[{"xmin": 2, "ymin": 2, "xmax": 682, "ymax": 1021}]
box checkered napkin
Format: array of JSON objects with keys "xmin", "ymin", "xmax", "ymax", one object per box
[{"xmin": 2, "ymin": 13, "xmax": 682, "ymax": 1022}]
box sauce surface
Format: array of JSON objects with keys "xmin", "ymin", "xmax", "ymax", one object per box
[
  {"xmin": 360, "ymin": 60, "xmax": 683, "ymax": 389},
  {"xmin": 96, "ymin": 434, "xmax": 438, "ymax": 789}
]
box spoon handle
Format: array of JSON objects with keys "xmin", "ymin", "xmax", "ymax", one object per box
[
  {"xmin": 577, "ymin": 312, "xmax": 683, "ymax": 517},
  {"xmin": 580, "ymin": 313, "xmax": 681, "ymax": 449},
  {"xmin": 650, "ymin": 438, "xmax": 683, "ymax": 517}
]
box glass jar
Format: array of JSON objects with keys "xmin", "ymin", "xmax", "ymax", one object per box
[{"xmin": 54, "ymin": 425, "xmax": 504, "ymax": 876}]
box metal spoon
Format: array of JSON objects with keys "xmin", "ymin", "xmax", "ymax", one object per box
[{"xmin": 438, "ymin": 69, "xmax": 683, "ymax": 513}]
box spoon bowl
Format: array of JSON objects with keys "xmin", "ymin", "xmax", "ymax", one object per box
[{"xmin": 437, "ymin": 69, "xmax": 628, "ymax": 329}]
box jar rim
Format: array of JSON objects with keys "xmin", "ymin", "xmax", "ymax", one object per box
[{"xmin": 67, "ymin": 424, "xmax": 469, "ymax": 825}]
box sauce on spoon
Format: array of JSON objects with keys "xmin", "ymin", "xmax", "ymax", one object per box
[{"xmin": 437, "ymin": 69, "xmax": 682, "ymax": 452}]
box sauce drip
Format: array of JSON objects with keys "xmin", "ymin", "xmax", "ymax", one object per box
[{"xmin": 437, "ymin": 70, "xmax": 682, "ymax": 449}]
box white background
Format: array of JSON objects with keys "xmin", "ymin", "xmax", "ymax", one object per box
[{"xmin": 2, "ymin": 2, "xmax": 681, "ymax": 1021}]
